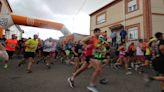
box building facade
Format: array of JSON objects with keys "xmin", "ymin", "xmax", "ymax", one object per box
[
  {"xmin": 90, "ymin": 0, "xmax": 164, "ymax": 41},
  {"xmin": 0, "ymin": 0, "xmax": 12, "ymax": 37},
  {"xmin": 0, "ymin": 0, "xmax": 23, "ymax": 39}
]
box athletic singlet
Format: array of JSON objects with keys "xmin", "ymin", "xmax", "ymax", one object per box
[
  {"xmin": 94, "ymin": 46, "xmax": 107, "ymax": 59},
  {"xmin": 84, "ymin": 44, "xmax": 93, "ymax": 56},
  {"xmin": 5, "ymin": 39, "xmax": 17, "ymax": 51},
  {"xmin": 92, "ymin": 36, "xmax": 99, "ymax": 48},
  {"xmin": 119, "ymin": 47, "xmax": 126, "ymax": 56},
  {"xmin": 145, "ymin": 47, "xmax": 151, "ymax": 55},
  {"xmin": 84, "ymin": 36, "xmax": 99, "ymax": 56},
  {"xmin": 136, "ymin": 46, "xmax": 144, "ymax": 55}
]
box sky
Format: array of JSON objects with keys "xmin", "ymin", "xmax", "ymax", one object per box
[{"xmin": 8, "ymin": 0, "xmax": 114, "ymax": 40}]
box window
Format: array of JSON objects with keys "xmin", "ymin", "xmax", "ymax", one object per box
[
  {"xmin": 0, "ymin": 1, "xmax": 2, "ymax": 12},
  {"xmin": 127, "ymin": 27, "xmax": 138, "ymax": 40},
  {"xmin": 127, "ymin": 0, "xmax": 138, "ymax": 13},
  {"xmin": 96, "ymin": 13, "xmax": 106, "ymax": 24}
]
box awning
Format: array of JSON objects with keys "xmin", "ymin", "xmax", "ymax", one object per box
[{"xmin": 109, "ymin": 24, "xmax": 124, "ymax": 31}]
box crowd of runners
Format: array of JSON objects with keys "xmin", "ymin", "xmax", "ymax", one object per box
[{"xmin": 0, "ymin": 28, "xmax": 163, "ymax": 92}]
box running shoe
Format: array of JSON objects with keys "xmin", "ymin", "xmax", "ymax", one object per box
[
  {"xmin": 99, "ymin": 78, "xmax": 109, "ymax": 85},
  {"xmin": 50, "ymin": 62, "xmax": 54, "ymax": 65},
  {"xmin": 126, "ymin": 71, "xmax": 132, "ymax": 75},
  {"xmin": 4, "ymin": 64, "xmax": 8, "ymax": 69},
  {"xmin": 27, "ymin": 70, "xmax": 32, "ymax": 73},
  {"xmin": 144, "ymin": 75, "xmax": 154, "ymax": 87},
  {"xmin": 36, "ymin": 60, "xmax": 40, "ymax": 64},
  {"xmin": 67, "ymin": 77, "xmax": 75, "ymax": 88},
  {"xmin": 47, "ymin": 65, "xmax": 51, "ymax": 69},
  {"xmin": 18, "ymin": 61, "xmax": 23, "ymax": 67},
  {"xmin": 87, "ymin": 86, "xmax": 100, "ymax": 92}
]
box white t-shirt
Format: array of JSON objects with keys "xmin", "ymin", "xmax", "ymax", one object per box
[
  {"xmin": 136, "ymin": 46, "xmax": 144, "ymax": 55},
  {"xmin": 51, "ymin": 41, "xmax": 56, "ymax": 52},
  {"xmin": 43, "ymin": 41, "xmax": 53, "ymax": 52}
]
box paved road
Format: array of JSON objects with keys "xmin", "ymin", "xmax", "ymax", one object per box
[{"xmin": 0, "ymin": 58, "xmax": 160, "ymax": 92}]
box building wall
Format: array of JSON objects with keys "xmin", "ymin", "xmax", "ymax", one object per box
[
  {"xmin": 0, "ymin": 0, "xmax": 11, "ymax": 15},
  {"xmin": 125, "ymin": 16, "xmax": 144, "ymax": 38},
  {"xmin": 152, "ymin": 15, "xmax": 164, "ymax": 36},
  {"xmin": 7, "ymin": 25, "xmax": 22, "ymax": 40},
  {"xmin": 90, "ymin": 1, "xmax": 124, "ymax": 31},
  {"xmin": 151, "ymin": 0, "xmax": 164, "ymax": 14},
  {"xmin": 0, "ymin": 0, "xmax": 23, "ymax": 39},
  {"xmin": 0, "ymin": 0, "xmax": 12, "ymax": 37},
  {"xmin": 107, "ymin": 1, "xmax": 124, "ymax": 26},
  {"xmin": 90, "ymin": 0, "xmax": 145, "ymax": 40},
  {"xmin": 151, "ymin": 0, "xmax": 164, "ymax": 36},
  {"xmin": 90, "ymin": 1, "xmax": 125, "ymax": 38},
  {"xmin": 125, "ymin": 0, "xmax": 143, "ymax": 18}
]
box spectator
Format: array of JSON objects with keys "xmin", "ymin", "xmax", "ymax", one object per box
[
  {"xmin": 120, "ymin": 27, "xmax": 127, "ymax": 43},
  {"xmin": 110, "ymin": 30, "xmax": 117, "ymax": 47}
]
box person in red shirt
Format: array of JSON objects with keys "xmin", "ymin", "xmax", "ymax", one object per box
[
  {"xmin": 67, "ymin": 28, "xmax": 102, "ymax": 92},
  {"xmin": 5, "ymin": 34, "xmax": 18, "ymax": 59}
]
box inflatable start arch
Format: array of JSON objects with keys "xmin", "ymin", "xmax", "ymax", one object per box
[{"xmin": 0, "ymin": 13, "xmax": 71, "ymax": 36}]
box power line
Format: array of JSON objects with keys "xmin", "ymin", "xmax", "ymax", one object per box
[{"xmin": 74, "ymin": 0, "xmax": 88, "ymax": 16}]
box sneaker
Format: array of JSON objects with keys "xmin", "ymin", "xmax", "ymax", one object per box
[
  {"xmin": 67, "ymin": 77, "xmax": 75, "ymax": 88},
  {"xmin": 144, "ymin": 77, "xmax": 153, "ymax": 82},
  {"xmin": 46, "ymin": 65, "xmax": 51, "ymax": 69},
  {"xmin": 51, "ymin": 62, "xmax": 54, "ymax": 65},
  {"xmin": 36, "ymin": 60, "xmax": 40, "ymax": 64},
  {"xmin": 87, "ymin": 86, "xmax": 100, "ymax": 92},
  {"xmin": 126, "ymin": 71, "xmax": 132, "ymax": 75},
  {"xmin": 99, "ymin": 78, "xmax": 109, "ymax": 85},
  {"xmin": 4, "ymin": 64, "xmax": 8, "ymax": 69},
  {"xmin": 27, "ymin": 70, "xmax": 32, "ymax": 73},
  {"xmin": 18, "ymin": 62, "xmax": 23, "ymax": 67},
  {"xmin": 144, "ymin": 75, "xmax": 154, "ymax": 87}
]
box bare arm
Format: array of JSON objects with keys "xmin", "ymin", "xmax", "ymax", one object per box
[
  {"xmin": 0, "ymin": 43, "xmax": 5, "ymax": 50},
  {"xmin": 71, "ymin": 47, "xmax": 78, "ymax": 56},
  {"xmin": 80, "ymin": 36, "xmax": 92, "ymax": 46}
]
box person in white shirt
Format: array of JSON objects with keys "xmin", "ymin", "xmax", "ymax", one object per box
[{"xmin": 43, "ymin": 38, "xmax": 54, "ymax": 69}]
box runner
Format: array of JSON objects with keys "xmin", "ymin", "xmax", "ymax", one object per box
[
  {"xmin": 146, "ymin": 40, "xmax": 164, "ymax": 92},
  {"xmin": 42, "ymin": 38, "xmax": 54, "ymax": 69},
  {"xmin": 93, "ymin": 40, "xmax": 109, "ymax": 85},
  {"xmin": 5, "ymin": 34, "xmax": 18, "ymax": 59},
  {"xmin": 71, "ymin": 41, "xmax": 83, "ymax": 72},
  {"xmin": 0, "ymin": 43, "xmax": 9, "ymax": 68},
  {"xmin": 67, "ymin": 28, "xmax": 102, "ymax": 92},
  {"xmin": 18, "ymin": 34, "xmax": 38, "ymax": 73},
  {"xmin": 146, "ymin": 32, "xmax": 164, "ymax": 92},
  {"xmin": 135, "ymin": 39, "xmax": 145, "ymax": 73},
  {"xmin": 36, "ymin": 38, "xmax": 44, "ymax": 63}
]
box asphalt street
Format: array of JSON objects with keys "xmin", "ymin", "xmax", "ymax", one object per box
[{"xmin": 0, "ymin": 58, "xmax": 160, "ymax": 92}]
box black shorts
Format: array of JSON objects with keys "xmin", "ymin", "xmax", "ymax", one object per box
[
  {"xmin": 152, "ymin": 56, "xmax": 164, "ymax": 74},
  {"xmin": 127, "ymin": 51, "xmax": 135, "ymax": 57},
  {"xmin": 6, "ymin": 50, "xmax": 14, "ymax": 58},
  {"xmin": 74, "ymin": 53, "xmax": 82, "ymax": 57},
  {"xmin": 43, "ymin": 52, "xmax": 50, "ymax": 57},
  {"xmin": 24, "ymin": 52, "xmax": 35, "ymax": 58},
  {"xmin": 145, "ymin": 55, "xmax": 152, "ymax": 61},
  {"xmin": 94, "ymin": 57, "xmax": 107, "ymax": 61},
  {"xmin": 85, "ymin": 56, "xmax": 93, "ymax": 63},
  {"xmin": 36, "ymin": 47, "xmax": 43, "ymax": 53}
]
